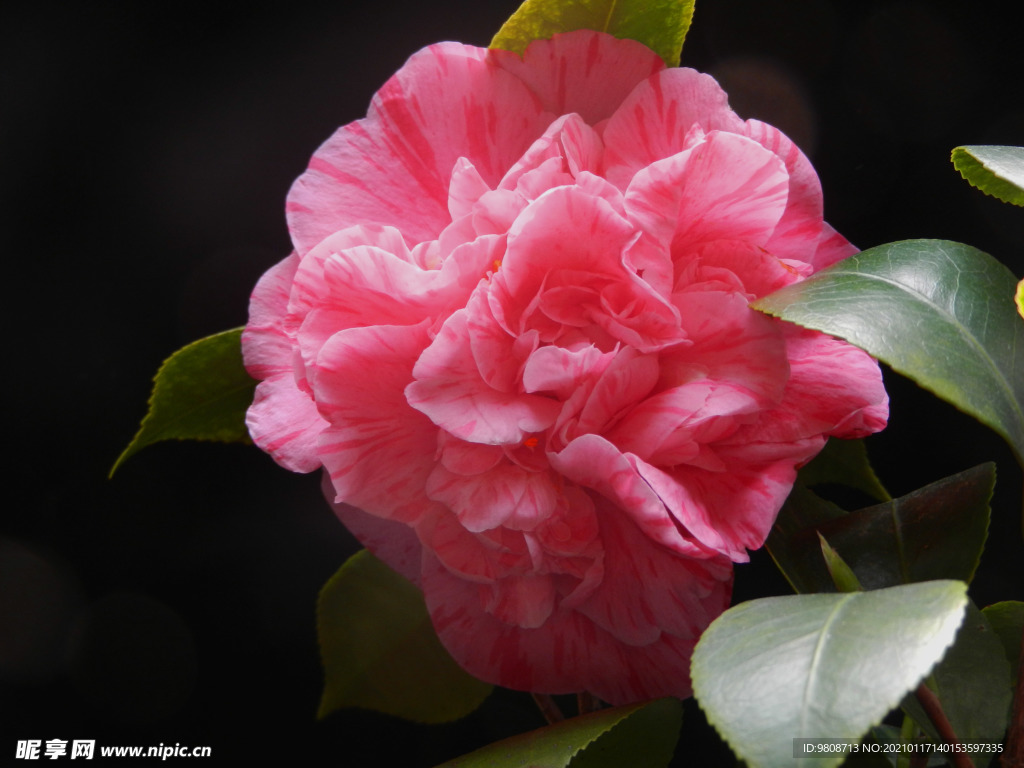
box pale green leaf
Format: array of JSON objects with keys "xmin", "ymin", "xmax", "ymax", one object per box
[
  {"xmin": 318, "ymin": 550, "xmax": 491, "ymax": 723},
  {"xmin": 490, "ymin": 0, "xmax": 695, "ymax": 67},
  {"xmin": 752, "ymin": 240, "xmax": 1024, "ymax": 465},
  {"xmin": 435, "ymin": 698, "xmax": 681, "ymax": 768},
  {"xmin": 111, "ymin": 328, "xmax": 254, "ymax": 476},
  {"xmin": 691, "ymin": 581, "xmax": 968, "ymax": 768},
  {"xmin": 951, "ymin": 145, "xmax": 1024, "ymax": 206}
]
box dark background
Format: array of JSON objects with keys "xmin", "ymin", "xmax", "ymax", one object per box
[{"xmin": 3, "ymin": 0, "xmax": 1021, "ymax": 764}]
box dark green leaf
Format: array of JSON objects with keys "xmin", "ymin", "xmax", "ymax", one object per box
[
  {"xmin": 490, "ymin": 0, "xmax": 695, "ymax": 67},
  {"xmin": 691, "ymin": 581, "xmax": 968, "ymax": 768},
  {"xmin": 435, "ymin": 698, "xmax": 682, "ymax": 768},
  {"xmin": 982, "ymin": 601, "xmax": 1024, "ymax": 685},
  {"xmin": 317, "ymin": 550, "xmax": 491, "ymax": 723},
  {"xmin": 770, "ymin": 466, "xmax": 994, "ymax": 595},
  {"xmin": 798, "ymin": 438, "xmax": 890, "ymax": 502},
  {"xmin": 951, "ymin": 145, "xmax": 1024, "ymax": 207},
  {"xmin": 817, "ymin": 533, "xmax": 862, "ymax": 593},
  {"xmin": 901, "ymin": 602, "xmax": 1012, "ymax": 748},
  {"xmin": 752, "ymin": 240, "xmax": 1024, "ymax": 466},
  {"xmin": 811, "ymin": 465, "xmax": 994, "ymax": 591},
  {"xmin": 111, "ymin": 328, "xmax": 255, "ymax": 476},
  {"xmin": 766, "ymin": 484, "xmax": 847, "ymax": 594}
]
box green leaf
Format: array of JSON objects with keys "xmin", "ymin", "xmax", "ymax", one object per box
[
  {"xmin": 901, "ymin": 602, "xmax": 1012, "ymax": 748},
  {"xmin": 752, "ymin": 240, "xmax": 1024, "ymax": 466},
  {"xmin": 691, "ymin": 581, "xmax": 969, "ymax": 768},
  {"xmin": 766, "ymin": 484, "xmax": 847, "ymax": 594},
  {"xmin": 798, "ymin": 437, "xmax": 890, "ymax": 503},
  {"xmin": 435, "ymin": 698, "xmax": 682, "ymax": 768},
  {"xmin": 490, "ymin": 0, "xmax": 695, "ymax": 67},
  {"xmin": 111, "ymin": 328, "xmax": 255, "ymax": 476},
  {"xmin": 982, "ymin": 601, "xmax": 1024, "ymax": 685},
  {"xmin": 770, "ymin": 465, "xmax": 994, "ymax": 595},
  {"xmin": 817, "ymin": 533, "xmax": 862, "ymax": 593},
  {"xmin": 1016, "ymin": 278, "xmax": 1023, "ymax": 320},
  {"xmin": 951, "ymin": 145, "xmax": 1024, "ymax": 207},
  {"xmin": 317, "ymin": 550, "xmax": 491, "ymax": 723}
]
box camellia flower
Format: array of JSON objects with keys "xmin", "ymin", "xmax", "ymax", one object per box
[{"xmin": 242, "ymin": 30, "xmax": 888, "ymax": 705}]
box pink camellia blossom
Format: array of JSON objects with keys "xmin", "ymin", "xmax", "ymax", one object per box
[{"xmin": 242, "ymin": 30, "xmax": 888, "ymax": 705}]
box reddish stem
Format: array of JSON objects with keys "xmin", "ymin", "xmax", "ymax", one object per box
[
  {"xmin": 577, "ymin": 691, "xmax": 600, "ymax": 715},
  {"xmin": 1000, "ymin": 627, "xmax": 1024, "ymax": 768},
  {"xmin": 915, "ymin": 682, "xmax": 975, "ymax": 768},
  {"xmin": 532, "ymin": 693, "xmax": 565, "ymax": 724}
]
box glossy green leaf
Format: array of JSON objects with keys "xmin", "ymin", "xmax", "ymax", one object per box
[
  {"xmin": 769, "ymin": 465, "xmax": 994, "ymax": 595},
  {"xmin": 752, "ymin": 240, "xmax": 1024, "ymax": 465},
  {"xmin": 982, "ymin": 601, "xmax": 1024, "ymax": 685},
  {"xmin": 691, "ymin": 581, "xmax": 968, "ymax": 768},
  {"xmin": 951, "ymin": 145, "xmax": 1024, "ymax": 207},
  {"xmin": 901, "ymin": 602, "xmax": 1012, "ymax": 748},
  {"xmin": 817, "ymin": 533, "xmax": 862, "ymax": 593},
  {"xmin": 435, "ymin": 698, "xmax": 681, "ymax": 768},
  {"xmin": 490, "ymin": 0, "xmax": 695, "ymax": 67},
  {"xmin": 798, "ymin": 438, "xmax": 890, "ymax": 502},
  {"xmin": 111, "ymin": 328, "xmax": 254, "ymax": 475},
  {"xmin": 317, "ymin": 550, "xmax": 491, "ymax": 723}
]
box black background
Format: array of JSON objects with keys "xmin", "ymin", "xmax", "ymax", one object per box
[{"xmin": 3, "ymin": 0, "xmax": 1022, "ymax": 765}]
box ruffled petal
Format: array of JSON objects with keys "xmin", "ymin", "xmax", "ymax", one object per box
[
  {"xmin": 625, "ymin": 131, "xmax": 790, "ymax": 255},
  {"xmin": 603, "ymin": 67, "xmax": 746, "ymax": 187},
  {"xmin": 287, "ymin": 43, "xmax": 548, "ymax": 254},
  {"xmin": 406, "ymin": 309, "xmax": 561, "ymax": 444},
  {"xmin": 314, "ymin": 322, "xmax": 441, "ymax": 523}
]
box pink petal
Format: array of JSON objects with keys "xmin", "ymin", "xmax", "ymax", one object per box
[
  {"xmin": 406, "ymin": 309, "xmax": 561, "ymax": 444},
  {"xmin": 313, "ymin": 321, "xmax": 442, "ymax": 523},
  {"xmin": 287, "ymin": 42, "xmax": 547, "ymax": 254},
  {"xmin": 663, "ymin": 292, "xmax": 790, "ymax": 405},
  {"xmin": 625, "ymin": 131, "xmax": 790, "ymax": 254},
  {"xmin": 492, "ymin": 187, "xmax": 679, "ymax": 349},
  {"xmin": 422, "ymin": 524, "xmax": 732, "ymax": 703},
  {"xmin": 575, "ymin": 496, "xmax": 734, "ymax": 645},
  {"xmin": 602, "ymin": 68, "xmax": 746, "ymax": 187},
  {"xmin": 245, "ymin": 373, "xmax": 326, "ymax": 473},
  {"xmin": 645, "ymin": 456, "xmax": 807, "ymax": 558},
  {"xmin": 242, "ymin": 252, "xmax": 328, "ymax": 472},
  {"xmin": 242, "ymin": 252, "xmax": 302, "ymax": 379},
  {"xmin": 492, "ymin": 31, "xmax": 665, "ymax": 125},
  {"xmin": 426, "ymin": 460, "xmax": 559, "ymax": 532},
  {"xmin": 550, "ymin": 433, "xmax": 711, "ymax": 558},
  {"xmin": 733, "ymin": 328, "xmax": 889, "ymax": 446}
]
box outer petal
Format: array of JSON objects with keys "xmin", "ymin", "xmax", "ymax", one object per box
[
  {"xmin": 242, "ymin": 252, "xmax": 328, "ymax": 472},
  {"xmin": 602, "ymin": 68, "xmax": 746, "ymax": 187},
  {"xmin": 491, "ymin": 31, "xmax": 665, "ymax": 125},
  {"xmin": 731, "ymin": 328, "xmax": 889, "ymax": 446},
  {"xmin": 245, "ymin": 374, "xmax": 326, "ymax": 473},
  {"xmin": 314, "ymin": 322, "xmax": 442, "ymax": 523},
  {"xmin": 422, "ymin": 501, "xmax": 732, "ymax": 704},
  {"xmin": 287, "ymin": 42, "xmax": 547, "ymax": 254}
]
